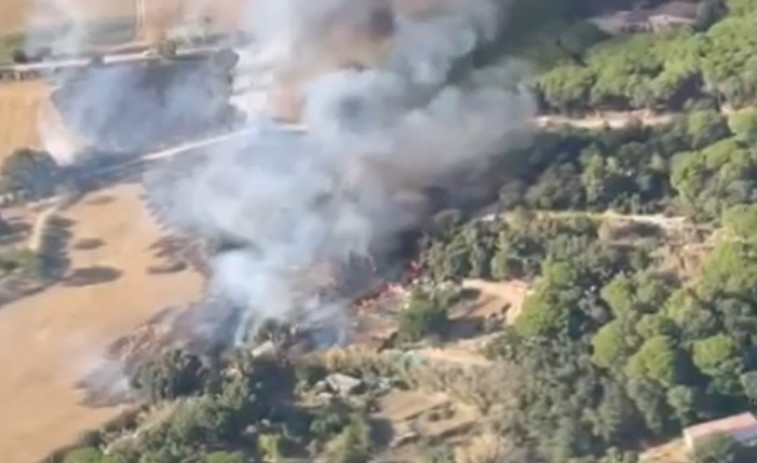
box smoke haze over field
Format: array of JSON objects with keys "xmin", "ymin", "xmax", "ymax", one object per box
[{"xmin": 30, "ymin": 0, "xmax": 535, "ymax": 345}]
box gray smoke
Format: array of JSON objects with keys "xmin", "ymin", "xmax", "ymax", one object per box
[
  {"xmin": 31, "ymin": 0, "xmax": 535, "ymax": 346},
  {"xmin": 170, "ymin": 0, "xmax": 534, "ymax": 345}
]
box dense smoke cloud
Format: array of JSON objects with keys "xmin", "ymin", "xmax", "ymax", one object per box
[{"xmin": 31, "ymin": 0, "xmax": 535, "ymax": 346}]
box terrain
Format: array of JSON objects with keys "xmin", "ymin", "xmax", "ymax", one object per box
[
  {"xmin": 0, "ymin": 81, "xmax": 48, "ymax": 156},
  {"xmin": 0, "ymin": 0, "xmax": 136, "ymax": 36},
  {"xmin": 0, "ymin": 183, "xmax": 202, "ymax": 463},
  {"xmin": 4, "ymin": 0, "xmax": 757, "ymax": 463}
]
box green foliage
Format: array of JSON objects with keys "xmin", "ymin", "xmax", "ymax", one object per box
[
  {"xmin": 626, "ymin": 377, "xmax": 670, "ymax": 434},
  {"xmin": 203, "ymin": 452, "xmax": 246, "ymax": 463},
  {"xmin": 600, "ymin": 448, "xmax": 639, "ymax": 463},
  {"xmin": 530, "ymin": 0, "xmax": 757, "ymax": 112},
  {"xmin": 635, "ymin": 313, "xmax": 676, "ymax": 340},
  {"xmin": 671, "ymin": 138, "xmax": 757, "ymax": 221},
  {"xmin": 739, "ymin": 371, "xmax": 757, "ymax": 403},
  {"xmin": 0, "ymin": 148, "xmax": 61, "ymax": 201},
  {"xmin": 332, "ymin": 416, "xmax": 372, "ymax": 463},
  {"xmin": 601, "ymin": 274, "xmax": 636, "ymax": 315},
  {"xmin": 666, "ymin": 385, "xmax": 699, "ymax": 425},
  {"xmin": 538, "ymin": 65, "xmax": 595, "ymax": 113},
  {"xmin": 515, "ymin": 284, "xmax": 571, "ymax": 337},
  {"xmin": 0, "ymin": 247, "xmax": 43, "ymax": 277},
  {"xmin": 686, "ymin": 111, "xmax": 730, "ymax": 150},
  {"xmin": 398, "ymin": 290, "xmax": 449, "ymax": 342},
  {"xmin": 692, "ymin": 434, "xmax": 741, "ymax": 463},
  {"xmin": 131, "ymin": 350, "xmax": 207, "ymax": 403},
  {"xmin": 728, "ymin": 108, "xmax": 757, "ymax": 143},
  {"xmin": 625, "ymin": 336, "xmax": 685, "ymax": 386},
  {"xmin": 693, "ymin": 335, "xmax": 737, "ymax": 373},
  {"xmin": 698, "ymin": 241, "xmax": 757, "ymax": 300},
  {"xmin": 309, "ymin": 400, "xmax": 351, "ymax": 440},
  {"xmin": 592, "ymin": 320, "xmax": 637, "ymax": 368},
  {"xmin": 258, "ymin": 433, "xmax": 283, "ymax": 462},
  {"xmin": 64, "ymin": 448, "xmax": 113, "ymax": 463},
  {"xmin": 722, "ymin": 204, "xmax": 757, "ymax": 239}
]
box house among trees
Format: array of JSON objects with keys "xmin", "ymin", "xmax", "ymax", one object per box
[
  {"xmin": 683, "ymin": 412, "xmax": 757, "ymax": 451},
  {"xmin": 588, "ymin": 1, "xmax": 699, "ymax": 35}
]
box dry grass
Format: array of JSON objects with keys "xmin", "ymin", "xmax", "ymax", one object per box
[
  {"xmin": 0, "ymin": 80, "xmax": 49, "ymax": 158},
  {"xmin": 455, "ymin": 432, "xmax": 524, "ymax": 463},
  {"xmin": 0, "ymin": 182, "xmax": 202, "ymax": 463},
  {"xmin": 0, "ymin": 0, "xmax": 247, "ymax": 39},
  {"xmin": 461, "ymin": 279, "xmax": 530, "ymax": 325},
  {"xmin": 0, "ymin": 0, "xmax": 136, "ymax": 36}
]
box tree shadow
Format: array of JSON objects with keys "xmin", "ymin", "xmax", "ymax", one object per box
[
  {"xmin": 39, "ymin": 216, "xmax": 74, "ymax": 280},
  {"xmin": 0, "ymin": 219, "xmax": 31, "ymax": 246},
  {"xmin": 149, "ymin": 235, "xmax": 210, "ymax": 275},
  {"xmin": 146, "ymin": 261, "xmax": 187, "ymax": 275},
  {"xmin": 85, "ymin": 194, "xmax": 114, "ymax": 205},
  {"xmin": 64, "ymin": 266, "xmax": 122, "ymax": 287},
  {"xmin": 370, "ymin": 417, "xmax": 395, "ymax": 450},
  {"xmin": 73, "ymin": 238, "xmax": 105, "ymax": 250}
]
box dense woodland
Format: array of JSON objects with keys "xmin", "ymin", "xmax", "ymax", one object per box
[
  {"xmin": 529, "ymin": 0, "xmax": 757, "ymax": 112},
  {"xmin": 54, "ymin": 0, "xmax": 757, "ymax": 462}
]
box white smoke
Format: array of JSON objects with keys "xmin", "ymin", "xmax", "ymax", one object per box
[{"xmin": 29, "ymin": 0, "xmax": 535, "ymax": 346}]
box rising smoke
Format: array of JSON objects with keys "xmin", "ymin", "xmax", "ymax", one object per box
[{"xmin": 32, "ymin": 0, "xmax": 535, "ymax": 347}]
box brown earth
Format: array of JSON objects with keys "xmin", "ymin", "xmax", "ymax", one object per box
[
  {"xmin": 460, "ymin": 278, "xmax": 530, "ymax": 325},
  {"xmin": 0, "ymin": 80, "xmax": 49, "ymax": 159},
  {"xmin": 0, "ymin": 0, "xmax": 136, "ymax": 35},
  {"xmin": 0, "ymin": 0, "xmax": 247, "ymax": 38},
  {"xmin": 0, "ymin": 182, "xmax": 202, "ymax": 463}
]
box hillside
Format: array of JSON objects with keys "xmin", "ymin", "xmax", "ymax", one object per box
[{"xmin": 8, "ymin": 0, "xmax": 757, "ymax": 463}]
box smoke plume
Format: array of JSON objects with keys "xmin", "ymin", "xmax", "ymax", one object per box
[{"xmin": 31, "ymin": 0, "xmax": 535, "ymax": 346}]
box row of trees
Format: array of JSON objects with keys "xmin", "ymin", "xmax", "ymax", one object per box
[{"xmin": 486, "ymin": 110, "xmax": 757, "ymax": 221}]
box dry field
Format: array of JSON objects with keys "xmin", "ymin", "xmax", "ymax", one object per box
[
  {"xmin": 0, "ymin": 0, "xmax": 246, "ymax": 37},
  {"xmin": 0, "ymin": 182, "xmax": 202, "ymax": 463},
  {"xmin": 0, "ymin": 0, "xmax": 136, "ymax": 36},
  {"xmin": 461, "ymin": 278, "xmax": 531, "ymax": 325},
  {"xmin": 0, "ymin": 80, "xmax": 49, "ymax": 158}
]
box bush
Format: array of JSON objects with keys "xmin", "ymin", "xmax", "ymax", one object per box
[
  {"xmin": 398, "ymin": 290, "xmax": 449, "ymax": 342},
  {"xmin": 63, "ymin": 448, "xmax": 110, "ymax": 463},
  {"xmin": 332, "ymin": 416, "xmax": 372, "ymax": 463},
  {"xmin": 258, "ymin": 433, "xmax": 283, "ymax": 462},
  {"xmin": 692, "ymin": 433, "xmax": 741, "ymax": 463},
  {"xmin": 728, "ymin": 108, "xmax": 757, "ymax": 143},
  {"xmin": 203, "ymin": 451, "xmax": 246, "ymax": 463},
  {"xmin": 0, "ymin": 149, "xmax": 61, "ymax": 200},
  {"xmin": 131, "ymin": 349, "xmax": 206, "ymax": 403}
]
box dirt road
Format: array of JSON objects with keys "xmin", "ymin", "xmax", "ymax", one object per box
[{"xmin": 535, "ymin": 110, "xmax": 675, "ymax": 130}]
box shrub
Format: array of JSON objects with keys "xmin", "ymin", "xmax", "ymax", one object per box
[
  {"xmin": 692, "ymin": 433, "xmax": 741, "ymax": 463},
  {"xmin": 398, "ymin": 290, "xmax": 449, "ymax": 342}
]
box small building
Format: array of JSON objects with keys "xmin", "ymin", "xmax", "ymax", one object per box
[
  {"xmin": 648, "ymin": 1, "xmax": 699, "ymax": 31},
  {"xmin": 588, "ymin": 1, "xmax": 698, "ymax": 35},
  {"xmin": 683, "ymin": 412, "xmax": 757, "ymax": 451}
]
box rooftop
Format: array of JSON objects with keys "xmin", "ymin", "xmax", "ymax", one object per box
[
  {"xmin": 684, "ymin": 413, "xmax": 757, "ymax": 441},
  {"xmin": 652, "ymin": 1, "xmax": 699, "ymax": 19}
]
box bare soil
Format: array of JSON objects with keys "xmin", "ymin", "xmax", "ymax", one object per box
[
  {"xmin": 0, "ymin": 80, "xmax": 48, "ymax": 158},
  {"xmin": 461, "ymin": 278, "xmax": 530, "ymax": 325},
  {"xmin": 0, "ymin": 182, "xmax": 202, "ymax": 463},
  {"xmin": 373, "ymin": 389, "xmax": 479, "ymax": 462},
  {"xmin": 0, "ymin": 0, "xmax": 136, "ymax": 35}
]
